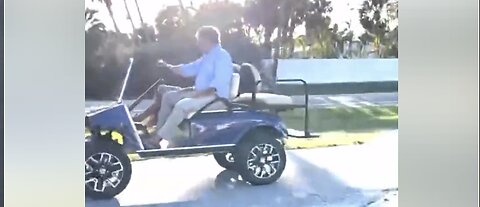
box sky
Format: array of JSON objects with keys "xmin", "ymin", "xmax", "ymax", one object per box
[{"xmin": 87, "ymin": 0, "xmax": 371, "ymax": 37}]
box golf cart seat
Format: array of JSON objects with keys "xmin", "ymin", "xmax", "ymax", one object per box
[
  {"xmin": 231, "ymin": 63, "xmax": 314, "ymax": 138},
  {"xmin": 190, "ymin": 72, "xmax": 241, "ymax": 113},
  {"xmin": 174, "ymin": 72, "xmax": 240, "ymax": 138},
  {"xmin": 134, "ymin": 72, "xmax": 241, "ymax": 136},
  {"xmin": 232, "ymin": 63, "xmax": 304, "ymax": 110},
  {"xmin": 235, "ymin": 93, "xmax": 295, "ymax": 107}
]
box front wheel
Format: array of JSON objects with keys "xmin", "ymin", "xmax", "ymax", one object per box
[
  {"xmin": 85, "ymin": 137, "xmax": 132, "ymax": 199},
  {"xmin": 233, "ymin": 130, "xmax": 286, "ymax": 185}
]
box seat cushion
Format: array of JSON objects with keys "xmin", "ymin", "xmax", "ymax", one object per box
[
  {"xmin": 185, "ymin": 101, "xmax": 229, "ymax": 119},
  {"xmin": 233, "ymin": 93, "xmax": 294, "ymax": 105}
]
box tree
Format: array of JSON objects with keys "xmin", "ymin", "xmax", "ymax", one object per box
[
  {"xmin": 243, "ymin": 0, "xmax": 280, "ymax": 56},
  {"xmin": 91, "ymin": 0, "xmax": 120, "ymax": 33},
  {"xmin": 86, "ymin": 0, "xmax": 400, "ymax": 99},
  {"xmin": 133, "ymin": 0, "xmax": 144, "ymax": 25},
  {"xmin": 293, "ymin": 35, "xmax": 308, "ymax": 58},
  {"xmin": 85, "ymin": 6, "xmax": 136, "ymax": 99},
  {"xmin": 302, "ymin": 0, "xmax": 337, "ymax": 58},
  {"xmin": 85, "ymin": 8, "xmax": 107, "ymax": 68},
  {"xmin": 358, "ymin": 0, "xmax": 398, "ymax": 57},
  {"xmin": 245, "ymin": 0, "xmax": 336, "ymax": 59},
  {"xmin": 192, "ymin": 1, "xmax": 244, "ymax": 33},
  {"xmin": 191, "ymin": 1, "xmax": 262, "ymax": 64},
  {"xmin": 122, "ymin": 0, "xmax": 137, "ymax": 32}
]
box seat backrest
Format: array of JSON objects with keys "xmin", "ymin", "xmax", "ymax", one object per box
[
  {"xmin": 232, "ymin": 63, "xmax": 241, "ymax": 73},
  {"xmin": 229, "ymin": 73, "xmax": 240, "ymax": 99},
  {"xmin": 237, "ymin": 63, "xmax": 262, "ymax": 95},
  {"xmin": 245, "ymin": 63, "xmax": 262, "ymax": 90}
]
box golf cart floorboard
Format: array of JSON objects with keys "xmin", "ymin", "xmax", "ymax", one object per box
[{"xmin": 136, "ymin": 144, "xmax": 235, "ymax": 158}]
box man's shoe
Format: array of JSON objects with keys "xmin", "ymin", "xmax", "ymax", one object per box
[{"xmin": 141, "ymin": 137, "xmax": 161, "ymax": 150}]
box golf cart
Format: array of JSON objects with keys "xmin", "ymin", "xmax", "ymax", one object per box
[{"xmin": 85, "ymin": 58, "xmax": 290, "ymax": 199}]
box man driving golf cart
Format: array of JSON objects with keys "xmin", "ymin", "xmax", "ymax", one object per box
[{"xmin": 134, "ymin": 26, "xmax": 234, "ymax": 149}]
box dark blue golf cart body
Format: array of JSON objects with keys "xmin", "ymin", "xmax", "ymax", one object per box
[
  {"xmin": 85, "ymin": 101, "xmax": 288, "ymax": 157},
  {"xmin": 85, "ymin": 58, "xmax": 289, "ymax": 158}
]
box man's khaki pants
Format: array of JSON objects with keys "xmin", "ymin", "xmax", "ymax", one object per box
[{"xmin": 154, "ymin": 85, "xmax": 218, "ymax": 142}]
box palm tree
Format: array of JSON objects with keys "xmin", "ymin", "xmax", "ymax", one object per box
[
  {"xmin": 133, "ymin": 0, "xmax": 144, "ymax": 25},
  {"xmin": 122, "ymin": 0, "xmax": 136, "ymax": 32},
  {"xmin": 85, "ymin": 9, "xmax": 106, "ymax": 32},
  {"xmin": 294, "ymin": 35, "xmax": 308, "ymax": 58},
  {"xmin": 94, "ymin": 0, "xmax": 120, "ymax": 33}
]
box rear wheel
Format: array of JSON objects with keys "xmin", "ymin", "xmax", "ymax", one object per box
[
  {"xmin": 233, "ymin": 130, "xmax": 286, "ymax": 185},
  {"xmin": 85, "ymin": 137, "xmax": 132, "ymax": 199},
  {"xmin": 213, "ymin": 152, "xmax": 236, "ymax": 170}
]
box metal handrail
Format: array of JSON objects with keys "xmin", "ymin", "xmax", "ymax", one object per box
[{"xmin": 251, "ymin": 79, "xmax": 313, "ymax": 138}]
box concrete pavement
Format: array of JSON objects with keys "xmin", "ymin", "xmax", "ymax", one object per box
[
  {"xmin": 291, "ymin": 92, "xmax": 398, "ymax": 108},
  {"xmin": 86, "ymin": 130, "xmax": 398, "ymax": 207}
]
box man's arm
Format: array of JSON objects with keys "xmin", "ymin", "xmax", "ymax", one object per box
[{"xmin": 158, "ymin": 58, "xmax": 201, "ymax": 77}]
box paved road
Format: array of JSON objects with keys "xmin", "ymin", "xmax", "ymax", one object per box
[
  {"xmin": 86, "ymin": 130, "xmax": 398, "ymax": 207},
  {"xmin": 86, "ymin": 92, "xmax": 398, "ymax": 114},
  {"xmin": 292, "ymin": 92, "xmax": 398, "ymax": 108}
]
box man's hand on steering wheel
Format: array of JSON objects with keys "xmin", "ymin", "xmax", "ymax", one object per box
[
  {"xmin": 156, "ymin": 59, "xmax": 172, "ymax": 69},
  {"xmin": 157, "ymin": 59, "xmax": 184, "ymax": 75}
]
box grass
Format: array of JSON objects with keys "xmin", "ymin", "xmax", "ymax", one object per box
[
  {"xmin": 281, "ymin": 105, "xmax": 397, "ymax": 149},
  {"xmin": 284, "ymin": 131, "xmax": 381, "ymax": 150},
  {"xmin": 280, "ymin": 105, "xmax": 398, "ymax": 133}
]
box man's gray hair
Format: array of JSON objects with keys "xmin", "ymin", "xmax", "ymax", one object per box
[{"xmin": 195, "ymin": 26, "xmax": 221, "ymax": 44}]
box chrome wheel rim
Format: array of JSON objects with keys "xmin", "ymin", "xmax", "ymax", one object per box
[
  {"xmin": 85, "ymin": 152, "xmax": 124, "ymax": 192},
  {"xmin": 246, "ymin": 143, "xmax": 281, "ymax": 179},
  {"xmin": 225, "ymin": 152, "xmax": 234, "ymax": 163}
]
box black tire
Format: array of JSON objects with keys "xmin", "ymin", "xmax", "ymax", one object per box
[
  {"xmin": 213, "ymin": 152, "xmax": 236, "ymax": 170},
  {"xmin": 85, "ymin": 137, "xmax": 132, "ymax": 199},
  {"xmin": 233, "ymin": 129, "xmax": 286, "ymax": 185}
]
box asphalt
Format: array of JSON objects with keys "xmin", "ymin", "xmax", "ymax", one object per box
[
  {"xmin": 86, "ymin": 130, "xmax": 398, "ymax": 207},
  {"xmin": 291, "ymin": 92, "xmax": 398, "ymax": 108}
]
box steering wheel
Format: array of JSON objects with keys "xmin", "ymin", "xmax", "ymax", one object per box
[
  {"xmin": 127, "ymin": 59, "xmax": 170, "ymax": 111},
  {"xmin": 156, "ymin": 59, "xmax": 171, "ymax": 70}
]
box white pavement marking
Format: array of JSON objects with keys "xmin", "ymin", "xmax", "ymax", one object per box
[{"xmin": 86, "ymin": 130, "xmax": 398, "ymax": 207}]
